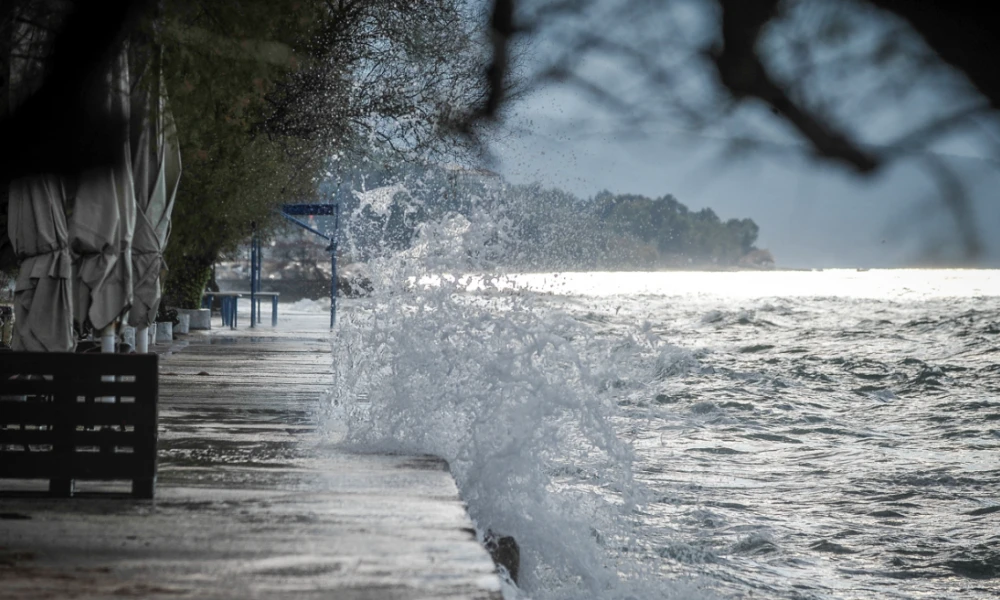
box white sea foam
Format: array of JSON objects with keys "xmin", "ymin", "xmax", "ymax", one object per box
[
  {"xmin": 320, "ymin": 221, "xmax": 1000, "ymax": 600},
  {"xmin": 323, "ymin": 192, "xmax": 712, "ymax": 599},
  {"xmin": 320, "ymin": 173, "xmax": 1000, "ymax": 599}
]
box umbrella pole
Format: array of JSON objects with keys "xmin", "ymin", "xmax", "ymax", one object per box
[
  {"xmin": 100, "ymin": 323, "xmax": 117, "ymax": 403},
  {"xmin": 136, "ymin": 326, "xmax": 149, "ymax": 353},
  {"xmin": 101, "ymin": 324, "xmax": 116, "ymax": 353}
]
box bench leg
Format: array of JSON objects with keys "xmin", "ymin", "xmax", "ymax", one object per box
[
  {"xmin": 223, "ymin": 297, "xmax": 237, "ymax": 328},
  {"xmin": 272, "ymin": 296, "xmax": 278, "ymax": 327},
  {"xmin": 49, "ymin": 478, "xmax": 74, "ymax": 497},
  {"xmin": 132, "ymin": 478, "xmax": 155, "ymax": 499}
]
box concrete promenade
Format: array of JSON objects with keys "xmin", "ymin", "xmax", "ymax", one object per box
[{"xmin": 0, "ymin": 311, "xmax": 502, "ymax": 599}]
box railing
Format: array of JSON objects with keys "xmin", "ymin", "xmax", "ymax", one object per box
[{"xmin": 0, "ymin": 352, "xmax": 159, "ymax": 498}]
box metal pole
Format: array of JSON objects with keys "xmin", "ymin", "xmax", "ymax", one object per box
[
  {"xmin": 250, "ymin": 226, "xmax": 257, "ymax": 328},
  {"xmin": 101, "ymin": 322, "xmax": 117, "ymax": 403},
  {"xmin": 277, "ymin": 204, "xmax": 339, "ymax": 328},
  {"xmin": 136, "ymin": 326, "xmax": 148, "ymax": 353},
  {"xmin": 330, "ymin": 244, "xmax": 337, "ymax": 329},
  {"xmin": 256, "ymin": 237, "xmax": 263, "ymax": 325},
  {"xmin": 101, "ymin": 323, "xmax": 116, "ymax": 354},
  {"xmin": 330, "ymin": 204, "xmax": 340, "ymax": 329}
]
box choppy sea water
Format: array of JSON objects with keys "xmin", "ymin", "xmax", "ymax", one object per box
[{"xmin": 326, "ymin": 269, "xmax": 1000, "ymax": 600}]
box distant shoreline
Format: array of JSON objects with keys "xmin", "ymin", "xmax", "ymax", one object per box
[{"xmin": 446, "ymin": 265, "xmax": 1000, "ymax": 274}]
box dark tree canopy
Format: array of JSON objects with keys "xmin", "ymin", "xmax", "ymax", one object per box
[{"xmin": 0, "ymin": 0, "xmax": 487, "ymax": 306}]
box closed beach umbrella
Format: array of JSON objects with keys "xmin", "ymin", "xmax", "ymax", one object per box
[
  {"xmin": 128, "ymin": 65, "xmax": 181, "ymax": 337},
  {"xmin": 8, "ymin": 175, "xmax": 74, "ymax": 352},
  {"xmin": 5, "ymin": 7, "xmax": 74, "ymax": 352},
  {"xmin": 70, "ymin": 50, "xmax": 136, "ymax": 337}
]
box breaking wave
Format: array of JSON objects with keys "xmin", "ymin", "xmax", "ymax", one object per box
[
  {"xmin": 323, "ymin": 190, "xmax": 707, "ymax": 599},
  {"xmin": 319, "ymin": 181, "xmax": 1000, "ymax": 600}
]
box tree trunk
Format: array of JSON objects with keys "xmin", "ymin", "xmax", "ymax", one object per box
[{"xmin": 163, "ymin": 254, "xmax": 214, "ymax": 310}]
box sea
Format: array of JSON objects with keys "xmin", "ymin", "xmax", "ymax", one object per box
[{"xmin": 318, "ymin": 213, "xmax": 1000, "ymax": 599}]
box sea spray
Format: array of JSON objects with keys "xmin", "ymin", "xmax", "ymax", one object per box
[
  {"xmin": 324, "ymin": 187, "xmax": 660, "ymax": 598},
  {"xmin": 326, "ymin": 259, "xmax": 1000, "ymax": 599}
]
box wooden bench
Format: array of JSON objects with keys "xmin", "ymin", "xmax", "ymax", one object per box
[{"xmin": 0, "ymin": 352, "xmax": 159, "ymax": 498}]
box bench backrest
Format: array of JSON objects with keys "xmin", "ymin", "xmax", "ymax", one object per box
[{"xmin": 0, "ymin": 352, "xmax": 159, "ymax": 497}]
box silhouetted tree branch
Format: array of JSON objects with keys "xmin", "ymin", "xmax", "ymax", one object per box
[
  {"xmin": 711, "ymin": 0, "xmax": 880, "ymax": 172},
  {"xmin": 0, "ymin": 0, "xmax": 155, "ymax": 183}
]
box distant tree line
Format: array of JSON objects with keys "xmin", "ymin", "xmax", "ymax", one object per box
[
  {"xmin": 484, "ymin": 185, "xmax": 765, "ymax": 270},
  {"xmin": 595, "ymin": 191, "xmax": 761, "ymax": 267},
  {"xmin": 321, "ymin": 161, "xmax": 767, "ymax": 271}
]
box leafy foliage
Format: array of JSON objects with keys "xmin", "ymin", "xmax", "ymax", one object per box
[
  {"xmin": 156, "ymin": 0, "xmax": 486, "ymax": 307},
  {"xmin": 597, "ymin": 191, "xmax": 760, "ymax": 266}
]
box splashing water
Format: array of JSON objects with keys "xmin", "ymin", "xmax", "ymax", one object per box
[
  {"xmin": 323, "ymin": 191, "xmax": 1000, "ymax": 599},
  {"xmin": 324, "ymin": 189, "xmax": 711, "ymax": 599}
]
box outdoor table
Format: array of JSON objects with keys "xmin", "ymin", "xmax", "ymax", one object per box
[
  {"xmin": 250, "ymin": 292, "xmax": 280, "ymax": 327},
  {"xmin": 201, "ymin": 291, "xmax": 280, "ymax": 328},
  {"xmin": 201, "ymin": 292, "xmax": 243, "ymax": 328}
]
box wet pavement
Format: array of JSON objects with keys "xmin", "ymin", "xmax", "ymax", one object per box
[{"xmin": 0, "ymin": 314, "xmax": 502, "ymax": 599}]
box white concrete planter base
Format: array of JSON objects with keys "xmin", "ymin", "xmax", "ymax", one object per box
[
  {"xmin": 175, "ymin": 313, "xmax": 191, "ymax": 334},
  {"xmin": 155, "ymin": 321, "xmax": 173, "ymax": 344},
  {"xmin": 122, "ymin": 326, "xmax": 136, "ymax": 349},
  {"xmin": 178, "ymin": 308, "xmax": 211, "ymax": 330}
]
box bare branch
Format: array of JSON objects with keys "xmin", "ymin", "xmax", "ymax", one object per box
[
  {"xmin": 884, "ymin": 101, "xmax": 990, "ymax": 158},
  {"xmin": 0, "ymin": 0, "xmax": 157, "ymax": 182},
  {"xmin": 711, "ymin": 0, "xmax": 880, "ymax": 173},
  {"xmin": 481, "ymin": 0, "xmax": 514, "ymax": 120},
  {"xmin": 867, "ymin": 0, "xmax": 1000, "ymax": 112}
]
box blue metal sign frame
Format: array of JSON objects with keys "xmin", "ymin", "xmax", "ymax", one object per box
[
  {"xmin": 249, "ymin": 224, "xmax": 265, "ymax": 328},
  {"xmin": 280, "ymin": 203, "xmax": 341, "ymax": 328}
]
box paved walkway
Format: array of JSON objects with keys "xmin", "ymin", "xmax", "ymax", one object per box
[{"xmin": 0, "ymin": 313, "xmax": 502, "ymax": 599}]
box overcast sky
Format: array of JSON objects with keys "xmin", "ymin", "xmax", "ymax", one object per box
[
  {"xmin": 490, "ymin": 103, "xmax": 1000, "ymax": 268},
  {"xmin": 486, "ymin": 1, "xmax": 1000, "ymax": 269}
]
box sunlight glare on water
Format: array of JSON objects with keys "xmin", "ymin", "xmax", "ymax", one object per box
[
  {"xmin": 484, "ymin": 269, "xmax": 998, "ymax": 299},
  {"xmin": 333, "ymin": 205, "xmax": 1000, "ymax": 600}
]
